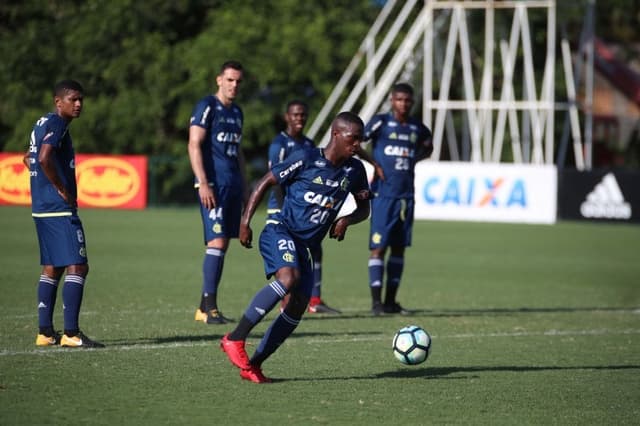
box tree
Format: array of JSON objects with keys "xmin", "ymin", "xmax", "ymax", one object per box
[{"xmin": 0, "ymin": 0, "xmax": 379, "ymax": 201}]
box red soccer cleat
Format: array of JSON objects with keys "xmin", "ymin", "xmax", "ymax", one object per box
[
  {"xmin": 240, "ymin": 365, "xmax": 272, "ymax": 384},
  {"xmin": 220, "ymin": 334, "xmax": 250, "ymax": 370},
  {"xmin": 307, "ymin": 297, "xmax": 341, "ymax": 314}
]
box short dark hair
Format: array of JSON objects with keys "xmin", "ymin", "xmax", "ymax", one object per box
[
  {"xmin": 53, "ymin": 80, "xmax": 84, "ymax": 97},
  {"xmin": 391, "ymin": 82, "xmax": 414, "ymax": 96},
  {"xmin": 334, "ymin": 111, "xmax": 364, "ymax": 129},
  {"xmin": 286, "ymin": 99, "xmax": 308, "ymax": 113},
  {"xmin": 220, "ymin": 60, "xmax": 243, "ymax": 75}
]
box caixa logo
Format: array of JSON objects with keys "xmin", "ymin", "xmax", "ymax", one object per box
[
  {"xmin": 76, "ymin": 158, "xmax": 141, "ymax": 207},
  {"xmin": 422, "ymin": 176, "xmax": 527, "ymax": 207}
]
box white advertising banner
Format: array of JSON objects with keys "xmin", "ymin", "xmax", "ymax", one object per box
[{"xmin": 414, "ymin": 161, "xmax": 557, "ymax": 224}]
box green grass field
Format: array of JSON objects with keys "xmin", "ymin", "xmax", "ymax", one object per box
[{"xmin": 1, "ymin": 205, "xmax": 639, "ymax": 425}]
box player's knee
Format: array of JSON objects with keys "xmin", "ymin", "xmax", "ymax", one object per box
[
  {"xmin": 370, "ymin": 248, "xmax": 385, "ymax": 259},
  {"xmin": 42, "ymin": 266, "xmax": 65, "ymax": 280},
  {"xmin": 68, "ymin": 263, "xmax": 89, "ymax": 278},
  {"xmin": 279, "ymin": 275, "xmax": 299, "ymax": 290},
  {"xmin": 275, "ymin": 268, "xmax": 300, "ymax": 290},
  {"xmin": 207, "ymin": 238, "xmax": 229, "ymax": 250}
]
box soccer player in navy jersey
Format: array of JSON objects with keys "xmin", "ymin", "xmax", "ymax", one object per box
[
  {"xmin": 25, "ymin": 80, "xmax": 104, "ymax": 348},
  {"xmin": 188, "ymin": 60, "xmax": 248, "ymax": 325},
  {"xmin": 267, "ymin": 100, "xmax": 341, "ymax": 314},
  {"xmin": 362, "ymin": 83, "xmax": 433, "ymax": 315},
  {"xmin": 220, "ymin": 112, "xmax": 372, "ymax": 383}
]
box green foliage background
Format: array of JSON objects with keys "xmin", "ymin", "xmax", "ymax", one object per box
[
  {"xmin": 0, "ymin": 0, "xmax": 638, "ymax": 201},
  {"xmin": 0, "ymin": 0, "xmax": 379, "ymax": 201}
]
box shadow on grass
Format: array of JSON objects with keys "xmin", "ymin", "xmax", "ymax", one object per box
[
  {"xmin": 374, "ymin": 364, "xmax": 640, "ymax": 380},
  {"xmin": 103, "ymin": 334, "xmax": 221, "ymax": 346},
  {"xmin": 419, "ymin": 306, "xmax": 639, "ymax": 317},
  {"xmin": 103, "ymin": 329, "xmax": 385, "ymax": 346},
  {"xmin": 269, "ymin": 364, "xmax": 640, "ymax": 383},
  {"xmin": 98, "ymin": 305, "xmax": 636, "ymax": 346},
  {"xmin": 303, "ymin": 306, "xmax": 639, "ymax": 321}
]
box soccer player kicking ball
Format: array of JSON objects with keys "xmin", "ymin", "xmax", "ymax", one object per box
[
  {"xmin": 267, "ymin": 100, "xmax": 341, "ymax": 314},
  {"xmin": 220, "ymin": 112, "xmax": 372, "ymax": 383}
]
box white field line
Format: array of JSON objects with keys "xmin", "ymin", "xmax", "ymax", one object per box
[
  {"xmin": 0, "ymin": 309, "xmax": 180, "ymax": 320},
  {"xmin": 1, "ymin": 328, "xmax": 639, "ymax": 357},
  {"xmin": 308, "ymin": 328, "xmax": 640, "ymax": 344},
  {"xmin": 2, "ymin": 307, "xmax": 640, "ymax": 320}
]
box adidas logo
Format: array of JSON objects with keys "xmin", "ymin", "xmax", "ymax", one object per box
[
  {"xmin": 580, "ymin": 173, "xmax": 631, "ymax": 219},
  {"xmin": 37, "ymin": 302, "xmax": 47, "ymax": 309}
]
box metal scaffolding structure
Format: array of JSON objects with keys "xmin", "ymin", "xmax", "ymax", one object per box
[{"xmin": 309, "ymin": 0, "xmax": 594, "ymax": 170}]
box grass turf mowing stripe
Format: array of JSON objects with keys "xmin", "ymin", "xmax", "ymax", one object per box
[{"xmin": 2, "ymin": 327, "xmax": 638, "ymax": 357}]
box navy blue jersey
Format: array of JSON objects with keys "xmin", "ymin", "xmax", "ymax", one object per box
[
  {"xmin": 266, "ymin": 131, "xmax": 315, "ymax": 213},
  {"xmin": 28, "ymin": 113, "xmax": 77, "ymax": 216},
  {"xmin": 190, "ymin": 95, "xmax": 244, "ymax": 190},
  {"xmin": 271, "ymin": 148, "xmax": 369, "ymax": 248},
  {"xmin": 364, "ymin": 112, "xmax": 431, "ymax": 198}
]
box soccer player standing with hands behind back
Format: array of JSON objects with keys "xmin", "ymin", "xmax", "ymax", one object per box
[
  {"xmin": 188, "ymin": 60, "xmax": 248, "ymax": 325},
  {"xmin": 362, "ymin": 83, "xmax": 432, "ymax": 316},
  {"xmin": 26, "ymin": 80, "xmax": 104, "ymax": 348}
]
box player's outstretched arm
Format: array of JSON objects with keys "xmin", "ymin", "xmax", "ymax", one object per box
[{"xmin": 239, "ymin": 171, "xmax": 277, "ymax": 248}]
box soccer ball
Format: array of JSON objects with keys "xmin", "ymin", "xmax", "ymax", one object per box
[{"xmin": 392, "ymin": 325, "xmax": 431, "ymax": 365}]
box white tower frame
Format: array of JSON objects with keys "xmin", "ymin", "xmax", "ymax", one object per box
[{"xmin": 309, "ymin": 0, "xmax": 590, "ymax": 170}]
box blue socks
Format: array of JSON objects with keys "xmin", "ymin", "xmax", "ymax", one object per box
[
  {"xmin": 251, "ymin": 311, "xmax": 301, "ymax": 366},
  {"xmin": 311, "ymin": 260, "xmax": 322, "ymax": 298},
  {"xmin": 369, "ymin": 256, "xmax": 404, "ymax": 305},
  {"xmin": 368, "ymin": 257, "xmax": 384, "ymax": 302},
  {"xmin": 37, "ymin": 275, "xmax": 59, "ymax": 332},
  {"xmin": 202, "ymin": 248, "xmax": 225, "ymax": 310},
  {"xmin": 228, "ymin": 280, "xmax": 289, "ymax": 341},
  {"xmin": 386, "ymin": 256, "xmax": 404, "ymax": 290},
  {"xmin": 310, "ymin": 246, "xmax": 323, "ymax": 298},
  {"xmin": 62, "ymin": 274, "xmax": 85, "ymax": 334},
  {"xmin": 368, "ymin": 257, "xmax": 384, "ymax": 288},
  {"xmin": 244, "ymin": 280, "xmax": 288, "ymax": 324}
]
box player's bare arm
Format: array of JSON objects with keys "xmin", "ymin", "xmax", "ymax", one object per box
[
  {"xmin": 329, "ymin": 192, "xmax": 371, "ymax": 241},
  {"xmin": 356, "ymin": 145, "xmax": 385, "ymax": 181},
  {"xmin": 187, "ymin": 125, "xmax": 217, "ymax": 210},
  {"xmin": 416, "ymin": 134, "xmax": 434, "ymax": 161},
  {"xmin": 239, "ymin": 171, "xmax": 277, "ymax": 248}
]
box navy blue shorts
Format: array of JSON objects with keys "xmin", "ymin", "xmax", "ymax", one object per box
[
  {"xmin": 258, "ymin": 223, "xmax": 314, "ymax": 297},
  {"xmin": 34, "ymin": 214, "xmax": 88, "ymax": 267},
  {"xmin": 198, "ymin": 185, "xmax": 242, "ymax": 243},
  {"xmin": 369, "ymin": 196, "xmax": 414, "ymax": 249}
]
